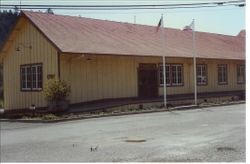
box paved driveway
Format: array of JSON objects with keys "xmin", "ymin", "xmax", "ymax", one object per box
[{"xmin": 0, "ymin": 104, "xmax": 245, "ymax": 162}]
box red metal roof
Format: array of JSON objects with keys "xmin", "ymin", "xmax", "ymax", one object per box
[{"xmin": 22, "ymin": 11, "xmax": 245, "ymax": 60}]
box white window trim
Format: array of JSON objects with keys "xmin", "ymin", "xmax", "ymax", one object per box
[
  {"xmin": 237, "ymin": 65, "xmax": 245, "ymax": 84},
  {"xmin": 159, "ymin": 64, "xmax": 171, "ymax": 86},
  {"xmin": 171, "ymin": 64, "xmax": 183, "ymax": 86},
  {"xmin": 159, "ymin": 64, "xmax": 183, "ymax": 86},
  {"xmin": 21, "ymin": 66, "xmax": 31, "ymax": 90},
  {"xmin": 218, "ymin": 64, "xmax": 227, "ymax": 84},
  {"xmin": 31, "ymin": 65, "xmax": 42, "ymax": 90},
  {"xmin": 21, "ymin": 64, "xmax": 42, "ymax": 91},
  {"xmin": 197, "ymin": 64, "xmax": 207, "ymax": 85}
]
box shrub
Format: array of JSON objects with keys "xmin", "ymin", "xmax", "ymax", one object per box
[
  {"xmin": 43, "ymin": 80, "xmax": 70, "ymax": 102},
  {"xmin": 42, "ymin": 113, "xmax": 58, "ymax": 120}
]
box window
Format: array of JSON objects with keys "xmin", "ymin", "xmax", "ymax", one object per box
[
  {"xmin": 218, "ymin": 64, "xmax": 227, "ymax": 84},
  {"xmin": 21, "ymin": 66, "xmax": 31, "ymax": 90},
  {"xmin": 172, "ymin": 65, "xmax": 183, "ymax": 85},
  {"xmin": 237, "ymin": 65, "xmax": 245, "ymax": 84},
  {"xmin": 159, "ymin": 64, "xmax": 183, "ymax": 86},
  {"xmin": 159, "ymin": 64, "xmax": 171, "ymax": 86},
  {"xmin": 197, "ymin": 64, "xmax": 207, "ymax": 85},
  {"xmin": 21, "ymin": 64, "xmax": 42, "ymax": 91}
]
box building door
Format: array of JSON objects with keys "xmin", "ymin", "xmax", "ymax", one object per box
[{"xmin": 138, "ymin": 64, "xmax": 158, "ymax": 98}]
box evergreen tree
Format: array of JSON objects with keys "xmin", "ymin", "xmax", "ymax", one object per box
[
  {"xmin": 0, "ymin": 10, "xmax": 19, "ymax": 48},
  {"xmin": 0, "ymin": 10, "xmax": 19, "ymax": 99}
]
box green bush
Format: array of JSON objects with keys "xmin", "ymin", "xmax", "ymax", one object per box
[
  {"xmin": 43, "ymin": 80, "xmax": 70, "ymax": 102},
  {"xmin": 42, "ymin": 113, "xmax": 58, "ymax": 120}
]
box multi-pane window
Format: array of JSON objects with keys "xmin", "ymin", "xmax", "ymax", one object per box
[
  {"xmin": 197, "ymin": 64, "xmax": 207, "ymax": 85},
  {"xmin": 21, "ymin": 66, "xmax": 31, "ymax": 90},
  {"xmin": 172, "ymin": 65, "xmax": 183, "ymax": 85},
  {"xmin": 159, "ymin": 64, "xmax": 171, "ymax": 86},
  {"xmin": 237, "ymin": 65, "xmax": 245, "ymax": 84},
  {"xmin": 159, "ymin": 64, "xmax": 183, "ymax": 86},
  {"xmin": 218, "ymin": 64, "xmax": 227, "ymax": 84},
  {"xmin": 21, "ymin": 64, "xmax": 42, "ymax": 91}
]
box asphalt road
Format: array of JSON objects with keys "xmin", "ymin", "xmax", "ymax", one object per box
[{"xmin": 0, "ymin": 104, "xmax": 245, "ymax": 162}]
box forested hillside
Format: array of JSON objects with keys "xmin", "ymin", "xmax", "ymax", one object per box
[
  {"xmin": 0, "ymin": 10, "xmax": 19, "ymax": 48},
  {"xmin": 0, "ymin": 10, "xmax": 19, "ymax": 100}
]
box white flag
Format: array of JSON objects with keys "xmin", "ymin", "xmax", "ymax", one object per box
[{"xmin": 183, "ymin": 20, "xmax": 194, "ymax": 31}]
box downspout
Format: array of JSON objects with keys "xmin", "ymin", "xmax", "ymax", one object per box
[{"xmin": 57, "ymin": 51, "xmax": 61, "ymax": 81}]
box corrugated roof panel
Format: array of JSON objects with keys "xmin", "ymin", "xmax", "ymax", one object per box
[{"xmin": 22, "ymin": 11, "xmax": 245, "ymax": 60}]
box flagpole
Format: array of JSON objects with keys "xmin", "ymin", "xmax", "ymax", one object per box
[
  {"xmin": 163, "ymin": 55, "xmax": 167, "ymax": 108},
  {"xmin": 160, "ymin": 14, "xmax": 167, "ymax": 108},
  {"xmin": 192, "ymin": 19, "xmax": 197, "ymax": 105}
]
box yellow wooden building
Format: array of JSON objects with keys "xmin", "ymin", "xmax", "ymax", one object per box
[{"xmin": 0, "ymin": 11, "xmax": 245, "ymax": 111}]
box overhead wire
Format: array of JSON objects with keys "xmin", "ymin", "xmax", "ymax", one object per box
[
  {"xmin": 1, "ymin": 0, "xmax": 245, "ymax": 10},
  {"xmin": 0, "ymin": 0, "xmax": 245, "ymax": 14},
  {"xmin": 0, "ymin": 0, "xmax": 245, "ymax": 8},
  {"xmin": 0, "ymin": 4, "xmax": 242, "ymax": 10}
]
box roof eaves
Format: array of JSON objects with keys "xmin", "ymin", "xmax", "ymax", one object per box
[{"xmin": 62, "ymin": 51, "xmax": 245, "ymax": 61}]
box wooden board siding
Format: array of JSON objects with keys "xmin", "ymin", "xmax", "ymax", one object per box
[
  {"xmin": 192, "ymin": 59, "xmax": 245, "ymax": 93},
  {"xmin": 60, "ymin": 54, "xmax": 138, "ymax": 104},
  {"xmin": 3, "ymin": 18, "xmax": 58, "ymax": 110},
  {"xmin": 60, "ymin": 54, "xmax": 244, "ymax": 105}
]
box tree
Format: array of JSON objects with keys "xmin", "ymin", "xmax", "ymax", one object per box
[
  {"xmin": 0, "ymin": 10, "xmax": 19, "ymax": 48},
  {"xmin": 0, "ymin": 10, "xmax": 19, "ymax": 99}
]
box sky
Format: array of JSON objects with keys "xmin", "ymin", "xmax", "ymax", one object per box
[{"xmin": 0, "ymin": 0, "xmax": 246, "ymax": 36}]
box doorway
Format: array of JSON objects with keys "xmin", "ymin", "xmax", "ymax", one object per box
[{"xmin": 138, "ymin": 64, "xmax": 158, "ymax": 98}]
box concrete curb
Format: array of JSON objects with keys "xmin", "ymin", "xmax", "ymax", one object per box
[{"xmin": 0, "ymin": 101, "xmax": 245, "ymax": 123}]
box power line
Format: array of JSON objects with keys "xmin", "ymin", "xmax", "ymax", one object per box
[
  {"xmin": 0, "ymin": 0, "xmax": 244, "ymax": 1},
  {"xmin": 0, "ymin": 4, "xmax": 243, "ymax": 10},
  {"xmin": 0, "ymin": 0, "xmax": 245, "ymax": 8},
  {"xmin": 61, "ymin": 6, "xmax": 243, "ymax": 15},
  {"xmin": 0, "ymin": 0, "xmax": 244, "ymax": 13},
  {"xmin": 0, "ymin": 3, "xmax": 245, "ymax": 11}
]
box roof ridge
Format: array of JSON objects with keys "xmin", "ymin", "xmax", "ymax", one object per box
[
  {"xmin": 19, "ymin": 10, "xmax": 244, "ymax": 60},
  {"xmin": 22, "ymin": 10, "xmax": 177, "ymax": 30},
  {"xmin": 22, "ymin": 10, "xmax": 240, "ymax": 37}
]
